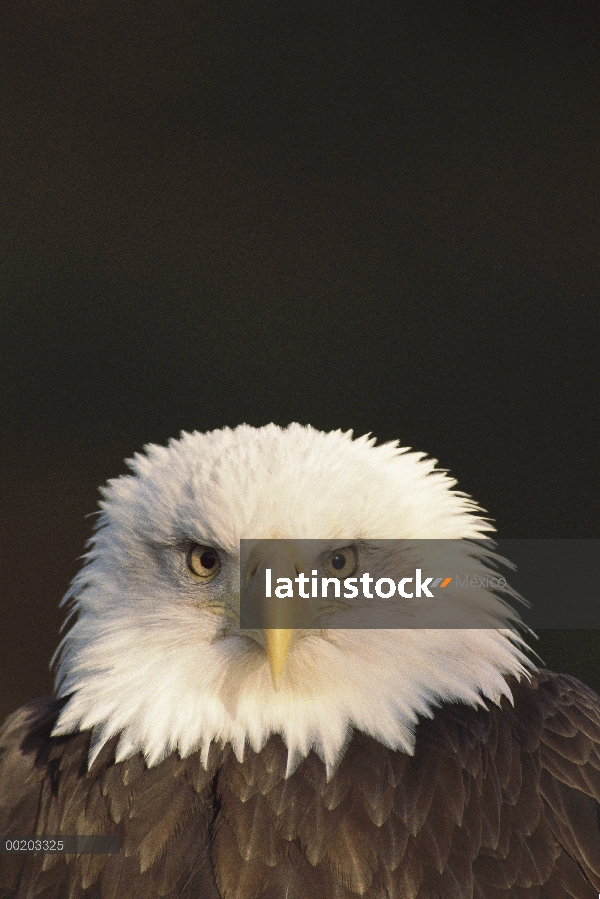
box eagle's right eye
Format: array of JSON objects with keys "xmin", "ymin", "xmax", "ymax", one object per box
[
  {"xmin": 326, "ymin": 545, "xmax": 358, "ymax": 578},
  {"xmin": 187, "ymin": 545, "xmax": 222, "ymax": 580}
]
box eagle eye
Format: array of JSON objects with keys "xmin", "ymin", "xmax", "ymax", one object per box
[
  {"xmin": 187, "ymin": 545, "xmax": 222, "ymax": 580},
  {"xmin": 326, "ymin": 546, "xmax": 358, "ymax": 578}
]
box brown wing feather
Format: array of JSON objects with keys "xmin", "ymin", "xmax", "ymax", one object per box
[
  {"xmin": 0, "ymin": 697, "xmax": 222, "ymax": 898},
  {"xmin": 2, "ymin": 670, "xmax": 600, "ymax": 898},
  {"xmin": 213, "ymin": 672, "xmax": 600, "ymax": 898}
]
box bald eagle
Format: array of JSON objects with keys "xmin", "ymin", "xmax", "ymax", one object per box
[{"xmin": 1, "ymin": 423, "xmax": 600, "ymax": 898}]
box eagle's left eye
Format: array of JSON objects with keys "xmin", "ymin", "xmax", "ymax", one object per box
[
  {"xmin": 187, "ymin": 545, "xmax": 222, "ymax": 580},
  {"xmin": 326, "ymin": 546, "xmax": 358, "ymax": 578}
]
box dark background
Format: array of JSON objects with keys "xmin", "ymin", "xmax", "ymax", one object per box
[{"xmin": 1, "ymin": 0, "xmax": 598, "ymax": 725}]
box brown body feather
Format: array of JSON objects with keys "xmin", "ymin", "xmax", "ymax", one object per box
[{"xmin": 1, "ymin": 670, "xmax": 600, "ymax": 898}]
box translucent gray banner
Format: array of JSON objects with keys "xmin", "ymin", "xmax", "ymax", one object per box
[{"xmin": 238, "ymin": 539, "xmax": 599, "ymax": 629}]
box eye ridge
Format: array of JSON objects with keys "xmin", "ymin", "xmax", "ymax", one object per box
[{"xmin": 188, "ymin": 544, "xmax": 222, "ymax": 580}]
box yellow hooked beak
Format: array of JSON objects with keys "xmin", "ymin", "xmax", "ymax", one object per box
[
  {"xmin": 263, "ymin": 626, "xmax": 294, "ymax": 691},
  {"xmin": 243, "ymin": 541, "xmax": 304, "ymax": 690}
]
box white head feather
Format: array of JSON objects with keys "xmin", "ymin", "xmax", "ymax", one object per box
[{"xmin": 52, "ymin": 423, "xmax": 534, "ymax": 777}]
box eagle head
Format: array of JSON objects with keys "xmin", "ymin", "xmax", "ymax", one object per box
[{"xmin": 52, "ymin": 424, "xmax": 532, "ymax": 777}]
